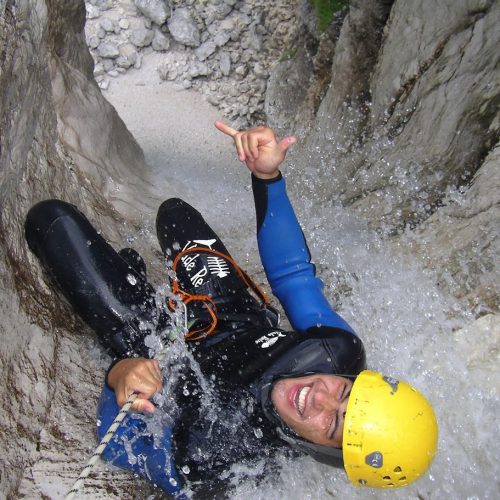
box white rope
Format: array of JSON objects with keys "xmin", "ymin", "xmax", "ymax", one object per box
[{"xmin": 65, "ymin": 304, "xmax": 188, "ymax": 499}]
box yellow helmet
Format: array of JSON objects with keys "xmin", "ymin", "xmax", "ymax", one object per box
[{"xmin": 343, "ymin": 370, "xmax": 438, "ymax": 488}]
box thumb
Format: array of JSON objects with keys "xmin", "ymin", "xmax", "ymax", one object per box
[
  {"xmin": 278, "ymin": 136, "xmax": 297, "ymax": 153},
  {"xmin": 132, "ymin": 397, "xmax": 155, "ymax": 414}
]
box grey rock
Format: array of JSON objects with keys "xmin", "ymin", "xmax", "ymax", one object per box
[
  {"xmin": 97, "ymin": 41, "xmax": 120, "ymax": 58},
  {"xmin": 93, "ymin": 62, "xmax": 105, "ymax": 77},
  {"xmin": 157, "ymin": 52, "xmax": 190, "ymax": 80},
  {"xmin": 134, "ymin": 0, "xmax": 171, "ymax": 26},
  {"xmin": 168, "ymin": 7, "xmax": 200, "ymax": 47},
  {"xmin": 152, "ymin": 28, "xmax": 170, "ymax": 52},
  {"xmin": 247, "ymin": 25, "xmax": 262, "ymax": 51},
  {"xmin": 195, "ymin": 40, "xmax": 216, "ymax": 61},
  {"xmin": 219, "ymin": 51, "xmax": 231, "ymax": 76},
  {"xmin": 203, "ymin": 2, "xmax": 233, "ymax": 25},
  {"xmin": 265, "ymin": 43, "xmax": 314, "ymax": 137},
  {"xmin": 0, "ymin": 1, "xmax": 155, "ymax": 497},
  {"xmin": 117, "ymin": 43, "xmax": 138, "ymax": 68},
  {"xmin": 98, "ymin": 78, "xmax": 110, "ymax": 90},
  {"xmin": 99, "ymin": 18, "xmax": 115, "ymax": 33},
  {"xmin": 86, "ymin": 5, "xmax": 100, "ymax": 19},
  {"xmin": 407, "ymin": 141, "xmax": 500, "ymax": 314},
  {"xmin": 189, "ymin": 61, "xmax": 210, "ymax": 78},
  {"xmin": 92, "ymin": 0, "xmax": 113, "ymax": 10},
  {"xmin": 235, "ymin": 12, "xmax": 251, "ymax": 27},
  {"xmin": 209, "ymin": 17, "xmax": 236, "ymax": 35},
  {"xmin": 120, "ymin": 0, "xmax": 140, "ymax": 16},
  {"xmin": 102, "ymin": 58, "xmax": 115, "ymax": 71},
  {"xmin": 87, "ymin": 35, "xmax": 100, "ymax": 49},
  {"xmin": 130, "ymin": 28, "xmax": 154, "ymax": 48},
  {"xmin": 281, "ymin": 0, "xmax": 499, "ymax": 312},
  {"xmin": 213, "ymin": 30, "xmax": 231, "ymax": 47},
  {"xmin": 235, "ymin": 64, "xmax": 248, "ymax": 77},
  {"xmin": 252, "ymin": 62, "xmax": 268, "ymax": 79},
  {"xmin": 230, "ymin": 51, "xmax": 240, "ymax": 63}
]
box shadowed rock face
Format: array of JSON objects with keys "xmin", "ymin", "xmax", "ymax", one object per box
[
  {"xmin": 0, "ymin": 0, "xmax": 498, "ymax": 498},
  {"xmin": 267, "ymin": 0, "xmax": 499, "ymax": 313},
  {"xmin": 0, "ymin": 1, "xmax": 156, "ymax": 496}
]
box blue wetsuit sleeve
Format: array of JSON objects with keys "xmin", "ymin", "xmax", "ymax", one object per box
[
  {"xmin": 96, "ymin": 384, "xmax": 185, "ymax": 497},
  {"xmin": 252, "ymin": 173, "xmax": 355, "ymax": 335}
]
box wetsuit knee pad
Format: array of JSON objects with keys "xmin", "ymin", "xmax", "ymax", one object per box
[
  {"xmin": 25, "ymin": 199, "xmax": 158, "ymax": 358},
  {"xmin": 25, "ymin": 199, "xmax": 80, "ymax": 257}
]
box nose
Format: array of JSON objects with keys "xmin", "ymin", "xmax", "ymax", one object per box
[{"xmin": 312, "ymin": 388, "xmax": 339, "ymax": 412}]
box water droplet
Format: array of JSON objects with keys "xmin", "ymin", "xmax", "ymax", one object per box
[{"xmin": 127, "ymin": 274, "xmax": 137, "ymax": 285}]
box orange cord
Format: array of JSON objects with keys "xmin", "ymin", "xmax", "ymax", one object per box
[{"xmin": 169, "ymin": 247, "xmax": 270, "ymax": 341}]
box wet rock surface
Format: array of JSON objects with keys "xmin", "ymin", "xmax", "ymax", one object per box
[
  {"xmin": 267, "ymin": 0, "xmax": 499, "ymax": 313},
  {"xmin": 0, "ymin": 0, "xmax": 158, "ymax": 496}
]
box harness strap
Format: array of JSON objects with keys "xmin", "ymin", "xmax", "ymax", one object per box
[{"xmin": 170, "ymin": 247, "xmax": 270, "ymax": 341}]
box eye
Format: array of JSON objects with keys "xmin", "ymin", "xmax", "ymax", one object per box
[{"xmin": 327, "ymin": 412, "xmax": 339, "ymax": 440}]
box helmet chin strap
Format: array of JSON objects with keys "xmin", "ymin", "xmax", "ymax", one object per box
[{"xmin": 275, "ymin": 427, "xmax": 344, "ymax": 468}]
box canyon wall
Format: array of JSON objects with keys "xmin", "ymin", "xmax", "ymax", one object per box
[{"xmin": 267, "ymin": 0, "xmax": 499, "ymax": 313}]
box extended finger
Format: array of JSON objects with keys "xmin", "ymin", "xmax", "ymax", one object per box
[
  {"xmin": 214, "ymin": 120, "xmax": 238, "ymax": 138},
  {"xmin": 241, "ymin": 133, "xmax": 253, "ymax": 161},
  {"xmin": 233, "ymin": 132, "xmax": 246, "ymax": 161}
]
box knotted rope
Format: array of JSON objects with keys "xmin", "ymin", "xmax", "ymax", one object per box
[{"xmin": 65, "ymin": 304, "xmax": 188, "ymax": 499}]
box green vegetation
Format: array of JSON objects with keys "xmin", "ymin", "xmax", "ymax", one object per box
[
  {"xmin": 311, "ymin": 0, "xmax": 349, "ymax": 32},
  {"xmin": 280, "ymin": 46, "xmax": 299, "ymax": 62}
]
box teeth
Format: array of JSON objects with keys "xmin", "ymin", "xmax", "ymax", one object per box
[{"xmin": 297, "ymin": 386, "xmax": 311, "ymax": 415}]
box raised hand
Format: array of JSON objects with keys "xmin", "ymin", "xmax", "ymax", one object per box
[
  {"xmin": 107, "ymin": 357, "xmax": 163, "ymax": 413},
  {"xmin": 215, "ymin": 121, "xmax": 296, "ymax": 179}
]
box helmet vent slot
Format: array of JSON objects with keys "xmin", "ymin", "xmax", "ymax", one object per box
[{"xmin": 393, "ymin": 466, "xmax": 402, "ymax": 473}]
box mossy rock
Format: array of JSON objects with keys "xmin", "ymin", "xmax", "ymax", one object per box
[{"xmin": 311, "ymin": 0, "xmax": 349, "ymax": 32}]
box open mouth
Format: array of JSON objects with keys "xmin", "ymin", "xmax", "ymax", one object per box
[{"xmin": 294, "ymin": 385, "xmax": 311, "ymax": 416}]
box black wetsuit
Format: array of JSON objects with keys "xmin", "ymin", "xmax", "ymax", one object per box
[{"xmin": 25, "ymin": 174, "xmax": 365, "ymax": 497}]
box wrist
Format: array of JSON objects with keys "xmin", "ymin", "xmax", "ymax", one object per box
[
  {"xmin": 251, "ymin": 171, "xmax": 283, "ymax": 184},
  {"xmin": 252, "ymin": 170, "xmax": 281, "ymax": 181}
]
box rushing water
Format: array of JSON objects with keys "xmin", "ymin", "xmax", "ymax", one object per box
[{"xmin": 101, "ymin": 68, "xmax": 499, "ymax": 499}]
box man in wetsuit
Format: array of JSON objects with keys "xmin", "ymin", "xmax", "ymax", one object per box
[{"xmin": 25, "ymin": 123, "xmax": 438, "ymax": 496}]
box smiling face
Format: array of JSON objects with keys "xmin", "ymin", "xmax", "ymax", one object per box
[{"xmin": 271, "ymin": 374, "xmax": 353, "ymax": 448}]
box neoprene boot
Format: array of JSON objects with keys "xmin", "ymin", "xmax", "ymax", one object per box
[
  {"xmin": 119, "ymin": 247, "xmax": 147, "ymax": 279},
  {"xmin": 25, "ymin": 199, "xmax": 159, "ymax": 358},
  {"xmin": 155, "ymin": 198, "xmax": 278, "ymax": 335}
]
